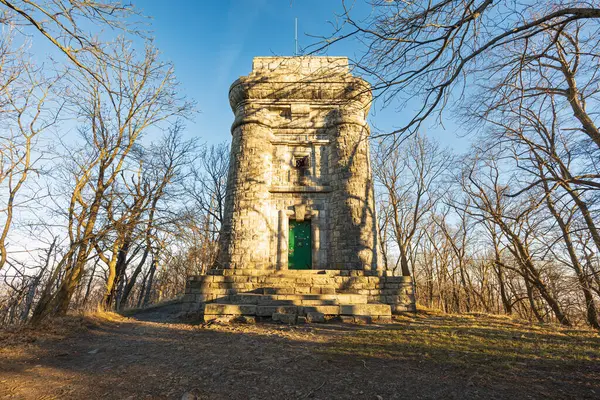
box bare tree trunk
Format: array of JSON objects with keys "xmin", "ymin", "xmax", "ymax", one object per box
[
  {"xmin": 102, "ymin": 238, "xmax": 122, "ymax": 309},
  {"xmin": 524, "ymin": 277, "xmax": 544, "ymax": 323},
  {"xmin": 142, "ymin": 257, "xmax": 157, "ymax": 307},
  {"xmin": 491, "ymin": 230, "xmax": 512, "ymax": 315},
  {"xmin": 541, "ymin": 178, "xmax": 600, "ymax": 329},
  {"xmin": 398, "ymin": 245, "xmax": 411, "ymax": 277},
  {"xmin": 495, "ymin": 264, "xmax": 512, "ymax": 315},
  {"xmin": 520, "ymin": 253, "xmax": 571, "ymax": 326},
  {"xmin": 136, "ymin": 268, "xmax": 150, "ymax": 308},
  {"xmin": 120, "ymin": 245, "xmax": 150, "ymax": 308},
  {"xmin": 82, "ymin": 259, "xmax": 98, "ymax": 307},
  {"xmin": 31, "ymin": 249, "xmax": 74, "ymax": 324}
]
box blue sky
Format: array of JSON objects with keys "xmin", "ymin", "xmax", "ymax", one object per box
[{"xmin": 138, "ymin": 1, "xmax": 470, "ymax": 151}]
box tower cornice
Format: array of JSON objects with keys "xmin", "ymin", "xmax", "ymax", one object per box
[{"xmin": 229, "ymin": 57, "xmax": 372, "ymax": 114}]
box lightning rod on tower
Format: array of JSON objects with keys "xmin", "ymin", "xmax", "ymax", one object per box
[{"xmin": 295, "ymin": 17, "xmax": 298, "ymax": 56}]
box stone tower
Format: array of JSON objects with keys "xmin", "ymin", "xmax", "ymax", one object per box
[
  {"xmin": 182, "ymin": 57, "xmax": 415, "ymax": 322},
  {"xmin": 217, "ymin": 56, "xmax": 380, "ymax": 271}
]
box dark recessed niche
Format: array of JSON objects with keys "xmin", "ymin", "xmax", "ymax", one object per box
[{"xmin": 295, "ymin": 156, "xmax": 309, "ymax": 169}]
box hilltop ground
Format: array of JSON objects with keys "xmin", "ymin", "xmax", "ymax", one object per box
[{"xmin": 1, "ymin": 304, "xmax": 599, "ymax": 400}]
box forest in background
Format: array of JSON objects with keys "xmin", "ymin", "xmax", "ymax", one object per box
[{"xmin": 0, "ymin": 0, "xmax": 599, "ymax": 330}]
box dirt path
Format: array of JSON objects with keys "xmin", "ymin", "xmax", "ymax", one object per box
[{"xmin": 1, "ymin": 307, "xmax": 599, "ymax": 399}]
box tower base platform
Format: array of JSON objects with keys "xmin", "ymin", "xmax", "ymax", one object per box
[{"xmin": 182, "ymin": 269, "xmax": 415, "ymax": 324}]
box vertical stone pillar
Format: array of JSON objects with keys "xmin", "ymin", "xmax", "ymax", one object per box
[
  {"xmin": 217, "ymin": 112, "xmax": 273, "ymax": 269},
  {"xmin": 311, "ymin": 211, "xmax": 320, "ymax": 269},
  {"xmin": 277, "ymin": 210, "xmax": 289, "ymax": 270},
  {"xmin": 319, "ymin": 209, "xmax": 328, "ymax": 268},
  {"xmin": 329, "ymin": 108, "xmax": 378, "ymax": 270}
]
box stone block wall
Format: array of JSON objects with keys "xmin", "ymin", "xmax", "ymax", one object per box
[
  {"xmin": 216, "ymin": 117, "xmax": 274, "ymax": 270},
  {"xmin": 328, "ymin": 109, "xmax": 379, "ymax": 270},
  {"xmin": 181, "ymin": 270, "xmax": 415, "ymax": 315},
  {"xmin": 216, "ymin": 56, "xmax": 381, "ymax": 271}
]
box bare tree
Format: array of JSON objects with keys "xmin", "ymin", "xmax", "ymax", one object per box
[
  {"xmin": 314, "ymin": 0, "xmax": 600, "ymax": 145},
  {"xmin": 0, "ymin": 0, "xmax": 139, "ymax": 87},
  {"xmin": 460, "ymin": 154, "xmax": 572, "ymax": 326},
  {"xmin": 31, "ymin": 39, "xmax": 192, "ymax": 322},
  {"xmin": 116, "ymin": 126, "xmax": 198, "ymax": 310},
  {"xmin": 0, "ymin": 61, "xmax": 59, "ymax": 271},
  {"xmin": 458, "ymin": 22, "xmax": 600, "ymax": 327},
  {"xmin": 373, "ymin": 133, "xmax": 452, "ymax": 276},
  {"xmin": 188, "ymin": 143, "xmax": 229, "ymax": 227}
]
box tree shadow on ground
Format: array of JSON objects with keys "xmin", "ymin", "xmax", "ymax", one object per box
[{"xmin": 1, "ymin": 311, "xmax": 599, "ymax": 400}]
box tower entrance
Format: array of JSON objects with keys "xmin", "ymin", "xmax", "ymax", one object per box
[{"xmin": 288, "ymin": 220, "xmax": 312, "ymax": 270}]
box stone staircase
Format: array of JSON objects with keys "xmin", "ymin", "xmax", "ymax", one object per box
[{"xmin": 182, "ymin": 269, "xmax": 415, "ymax": 324}]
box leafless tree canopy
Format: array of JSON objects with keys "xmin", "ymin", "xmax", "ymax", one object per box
[
  {"xmin": 313, "ymin": 0, "xmax": 600, "ymax": 140},
  {"xmin": 347, "ymin": 0, "xmax": 600, "ymax": 329},
  {"xmin": 0, "ymin": 1, "xmax": 229, "ymax": 324}
]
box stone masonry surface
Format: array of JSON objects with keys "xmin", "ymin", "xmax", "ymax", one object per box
[
  {"xmin": 183, "ymin": 57, "xmax": 415, "ymax": 320},
  {"xmin": 217, "ymin": 56, "xmax": 378, "ymax": 271}
]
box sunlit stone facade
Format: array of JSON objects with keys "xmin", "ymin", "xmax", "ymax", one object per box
[
  {"xmin": 182, "ymin": 57, "xmax": 415, "ymax": 318},
  {"xmin": 216, "ymin": 56, "xmax": 380, "ymax": 271}
]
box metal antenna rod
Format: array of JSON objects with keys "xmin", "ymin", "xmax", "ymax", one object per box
[{"xmin": 295, "ymin": 17, "xmax": 298, "ymax": 56}]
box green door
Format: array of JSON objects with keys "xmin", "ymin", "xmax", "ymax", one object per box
[{"xmin": 289, "ymin": 220, "xmax": 312, "ymax": 270}]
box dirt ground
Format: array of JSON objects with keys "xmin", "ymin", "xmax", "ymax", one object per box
[{"xmin": 1, "ymin": 304, "xmax": 599, "ymax": 400}]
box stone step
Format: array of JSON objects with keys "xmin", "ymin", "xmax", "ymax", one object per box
[
  {"xmin": 299, "ymin": 305, "xmax": 341, "ymax": 314},
  {"xmin": 196, "ymin": 278, "xmax": 396, "ymax": 284},
  {"xmin": 340, "ymin": 304, "xmax": 391, "ymax": 316},
  {"xmin": 257, "ymin": 286, "xmax": 336, "ymax": 295},
  {"xmin": 203, "ymin": 269, "xmax": 390, "ymax": 277},
  {"xmin": 204, "ymin": 304, "xmax": 296, "ymax": 317},
  {"xmin": 188, "ymin": 274, "xmax": 411, "ymax": 286},
  {"xmin": 216, "ymin": 293, "xmax": 368, "ymax": 306},
  {"xmin": 204, "ymin": 303, "xmax": 256, "ymax": 316},
  {"xmin": 203, "ymin": 302, "xmax": 392, "ymax": 320}
]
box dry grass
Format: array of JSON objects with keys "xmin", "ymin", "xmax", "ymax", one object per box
[
  {"xmin": 325, "ymin": 310, "xmax": 600, "ymax": 370},
  {"xmin": 1, "ymin": 308, "xmax": 599, "ymax": 399},
  {"xmin": 0, "ymin": 310, "xmax": 125, "ymax": 347}
]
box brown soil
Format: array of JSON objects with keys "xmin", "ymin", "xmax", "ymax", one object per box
[{"xmin": 1, "ymin": 305, "xmax": 599, "ymax": 399}]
